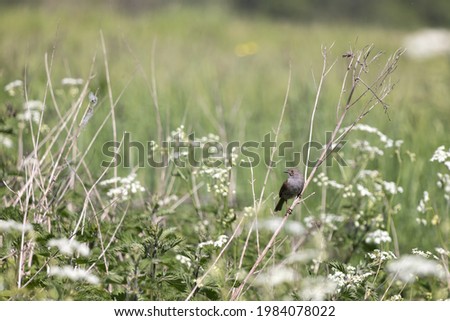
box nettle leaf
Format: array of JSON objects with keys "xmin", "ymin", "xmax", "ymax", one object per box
[
  {"xmin": 104, "ymin": 272, "xmax": 125, "ymax": 285},
  {"xmin": 163, "ymin": 275, "xmax": 188, "ymax": 292},
  {"xmin": 73, "ymin": 285, "xmax": 111, "ymax": 300},
  {"xmin": 198, "ymin": 284, "xmax": 220, "ymax": 300},
  {"xmin": 328, "ymin": 260, "xmax": 347, "ymax": 273}
]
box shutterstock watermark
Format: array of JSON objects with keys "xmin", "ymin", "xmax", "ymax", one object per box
[{"xmin": 101, "ymin": 132, "xmax": 347, "ymax": 168}]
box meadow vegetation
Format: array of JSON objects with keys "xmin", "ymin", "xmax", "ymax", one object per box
[{"xmin": 0, "ymin": 3, "xmax": 449, "ymax": 300}]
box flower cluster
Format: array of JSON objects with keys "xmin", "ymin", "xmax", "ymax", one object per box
[
  {"xmin": 4, "ymin": 79, "xmax": 23, "ymax": 96},
  {"xmin": 198, "ymin": 234, "xmax": 229, "ymax": 249},
  {"xmin": 313, "ymin": 172, "xmax": 344, "ymax": 189},
  {"xmin": 0, "ymin": 134, "xmax": 13, "ymax": 148},
  {"xmin": 299, "ymin": 277, "xmax": 337, "ymax": 301},
  {"xmin": 243, "ymin": 206, "xmax": 255, "ymax": 217},
  {"xmin": 175, "ymin": 254, "xmax": 192, "ymax": 269},
  {"xmin": 412, "ymin": 248, "xmax": 435, "ymax": 259},
  {"xmin": 349, "ymin": 124, "xmax": 403, "ymax": 149},
  {"xmin": 48, "ymin": 237, "xmax": 90, "ymax": 256},
  {"xmin": 255, "ymin": 266, "xmax": 296, "ymax": 286},
  {"xmin": 157, "ymin": 195, "xmax": 179, "ymax": 207},
  {"xmin": 18, "ymin": 100, "xmax": 44, "ymax": 124},
  {"xmin": 197, "ymin": 166, "xmax": 230, "ymax": 197},
  {"xmin": 0, "ymin": 219, "xmax": 33, "ymax": 233},
  {"xmin": 304, "ymin": 213, "xmax": 344, "ymax": 231},
  {"xmin": 259, "ymin": 217, "xmax": 305, "ymax": 235},
  {"xmin": 416, "ymin": 145, "xmax": 450, "ymax": 225},
  {"xmin": 367, "ymin": 249, "xmax": 397, "ymax": 264},
  {"xmin": 48, "ymin": 266, "xmax": 99, "ymax": 284},
  {"xmin": 365, "ymin": 229, "xmax": 392, "ymax": 244},
  {"xmin": 386, "ymin": 255, "xmax": 445, "ymax": 283},
  {"xmin": 328, "ymin": 265, "xmax": 373, "ymax": 294},
  {"xmin": 100, "ymin": 173, "xmax": 145, "ymax": 201}
]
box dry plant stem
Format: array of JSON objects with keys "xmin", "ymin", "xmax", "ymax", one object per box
[
  {"xmin": 150, "ymin": 40, "xmax": 166, "ymax": 196},
  {"xmin": 17, "ymin": 178, "xmax": 30, "ymax": 288},
  {"xmin": 256, "ymin": 64, "xmax": 292, "ymax": 213},
  {"xmin": 304, "ymin": 45, "xmax": 335, "ymax": 179},
  {"xmin": 231, "ymin": 46, "xmax": 402, "ymax": 301},
  {"xmin": 249, "ymin": 160, "xmax": 261, "ymax": 253},
  {"xmin": 87, "ymin": 202, "xmax": 130, "ymax": 273},
  {"xmin": 230, "ymin": 53, "xmax": 329, "ymax": 301},
  {"xmin": 55, "ymin": 78, "xmax": 134, "ymax": 208},
  {"xmin": 239, "ymin": 220, "xmax": 255, "ymax": 269},
  {"xmin": 42, "ymin": 53, "xmax": 107, "ymax": 209},
  {"xmin": 100, "ymin": 31, "xmax": 118, "ymax": 192},
  {"xmin": 239, "ymin": 233, "xmax": 291, "ymax": 299},
  {"xmin": 185, "ymin": 65, "xmax": 293, "ymax": 301},
  {"xmin": 70, "ymin": 168, "xmax": 110, "ymax": 272},
  {"xmin": 9, "ymin": 65, "xmax": 95, "ymax": 208},
  {"xmin": 185, "ymin": 215, "xmax": 246, "ymax": 301}
]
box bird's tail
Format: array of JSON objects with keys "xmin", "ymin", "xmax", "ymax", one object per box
[{"xmin": 274, "ymin": 198, "xmax": 285, "ymax": 212}]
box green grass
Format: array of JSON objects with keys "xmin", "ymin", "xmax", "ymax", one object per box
[{"xmin": 0, "ymin": 3, "xmax": 449, "ymax": 300}]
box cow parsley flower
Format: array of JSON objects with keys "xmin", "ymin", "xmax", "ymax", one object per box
[
  {"xmin": 386, "ymin": 255, "xmax": 445, "ymax": 283},
  {"xmin": 48, "ymin": 266, "xmax": 99, "ymax": 284}
]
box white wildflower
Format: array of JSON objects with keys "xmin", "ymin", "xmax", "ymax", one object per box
[
  {"xmin": 313, "ymin": 173, "xmax": 344, "ymax": 189},
  {"xmin": 259, "ymin": 217, "xmax": 305, "ymax": 235},
  {"xmin": 352, "ymin": 140, "xmax": 384, "ymax": 156},
  {"xmin": 436, "ymin": 173, "xmax": 450, "ymax": 194},
  {"xmin": 386, "ymin": 255, "xmax": 446, "ymax": 283},
  {"xmin": 430, "ymin": 145, "xmax": 450, "ymax": 163},
  {"xmin": 359, "ymin": 170, "xmax": 380, "ymax": 179},
  {"xmin": 4, "ymin": 80, "xmax": 23, "ymax": 96},
  {"xmin": 365, "ymin": 229, "xmax": 391, "ymax": 244},
  {"xmin": 412, "ymin": 248, "xmax": 434, "ymax": 259},
  {"xmin": 367, "ymin": 249, "xmax": 397, "ymax": 263},
  {"xmin": 350, "ymin": 124, "xmax": 401, "ymax": 149},
  {"xmin": 175, "ymin": 254, "xmax": 192, "ymax": 268},
  {"xmin": 61, "ymin": 78, "xmax": 84, "ymax": 86},
  {"xmin": 198, "ymin": 240, "xmax": 214, "ymax": 248},
  {"xmin": 0, "ymin": 219, "xmax": 33, "ymax": 233},
  {"xmin": 417, "ymin": 191, "xmax": 429, "ymax": 214},
  {"xmin": 286, "ymin": 249, "xmax": 319, "ymax": 264},
  {"xmin": 213, "ymin": 235, "xmax": 228, "ymax": 248},
  {"xmin": 416, "ymin": 218, "xmax": 427, "ymax": 226},
  {"xmin": 342, "ymin": 185, "xmax": 356, "ymax": 198},
  {"xmin": 377, "ymin": 180, "xmax": 403, "ymax": 195},
  {"xmin": 255, "ymin": 266, "xmax": 296, "ymax": 286},
  {"xmin": 48, "ymin": 266, "xmax": 99, "ymax": 284},
  {"xmin": 157, "ymin": 195, "xmax": 178, "ymax": 206},
  {"xmin": 435, "ymin": 247, "xmax": 450, "ymax": 257},
  {"xmin": 300, "ymin": 277, "xmax": 337, "ymax": 301},
  {"xmin": 0, "ymin": 134, "xmax": 13, "ymax": 148},
  {"xmin": 197, "ymin": 165, "xmax": 230, "ymax": 197},
  {"xmin": 328, "ymin": 265, "xmax": 373, "ymax": 293},
  {"xmin": 356, "ymin": 184, "xmax": 375, "ymax": 201},
  {"xmin": 404, "ymin": 29, "xmax": 450, "ymax": 59},
  {"xmin": 100, "ymin": 173, "xmax": 145, "ymax": 201},
  {"xmin": 198, "ymin": 235, "xmax": 229, "ymax": 249},
  {"xmin": 48, "ymin": 238, "xmax": 90, "ymax": 256},
  {"xmin": 243, "ymin": 206, "xmax": 254, "ymax": 217},
  {"xmin": 304, "ymin": 214, "xmax": 344, "ymax": 231},
  {"xmin": 445, "ymin": 161, "xmax": 450, "ymax": 171},
  {"xmin": 17, "ymin": 100, "xmax": 44, "ymax": 124}
]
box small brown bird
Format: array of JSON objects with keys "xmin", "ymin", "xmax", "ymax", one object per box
[{"xmin": 275, "ymin": 168, "xmax": 305, "ymax": 212}]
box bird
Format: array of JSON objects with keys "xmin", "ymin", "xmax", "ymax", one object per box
[{"xmin": 274, "ymin": 168, "xmax": 305, "ymax": 212}]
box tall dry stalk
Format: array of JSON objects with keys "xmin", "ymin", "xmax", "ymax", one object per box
[{"xmin": 230, "ymin": 45, "xmax": 404, "ymax": 300}]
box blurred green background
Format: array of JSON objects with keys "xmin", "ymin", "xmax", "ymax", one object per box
[{"xmin": 0, "ymin": 0, "xmax": 449, "ymax": 252}]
